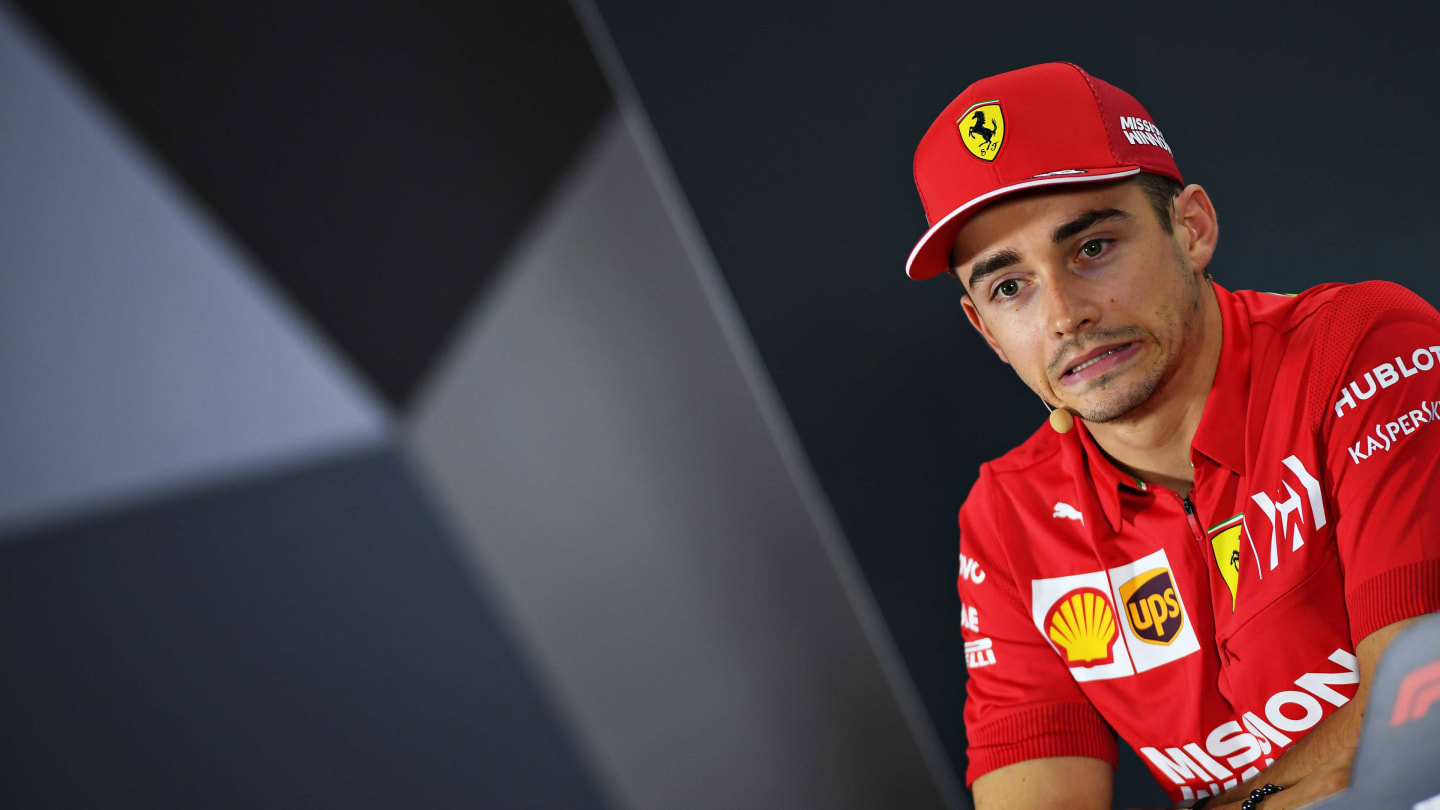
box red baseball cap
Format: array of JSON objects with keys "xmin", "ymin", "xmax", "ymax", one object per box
[{"xmin": 906, "ymin": 62, "xmax": 1183, "ymax": 281}]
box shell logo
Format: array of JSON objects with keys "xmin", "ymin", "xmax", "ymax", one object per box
[{"xmin": 1044, "ymin": 587, "xmax": 1118, "ymax": 666}]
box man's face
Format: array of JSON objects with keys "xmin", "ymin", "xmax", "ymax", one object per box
[{"xmin": 953, "ymin": 180, "xmax": 1211, "ymax": 423}]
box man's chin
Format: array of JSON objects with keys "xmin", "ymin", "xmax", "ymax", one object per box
[
  {"xmin": 1062, "ymin": 362, "xmax": 1168, "ymax": 424},
  {"xmin": 1069, "ymin": 385, "xmax": 1157, "ymax": 424}
]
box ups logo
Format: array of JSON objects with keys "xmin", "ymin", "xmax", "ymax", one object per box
[{"xmin": 1118, "ymin": 568, "xmax": 1184, "ymax": 645}]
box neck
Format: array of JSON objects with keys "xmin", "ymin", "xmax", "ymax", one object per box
[{"xmin": 1084, "ymin": 284, "xmax": 1224, "ymax": 498}]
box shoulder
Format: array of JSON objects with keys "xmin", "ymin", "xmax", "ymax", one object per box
[
  {"xmin": 960, "ymin": 423, "xmax": 1065, "ymax": 524},
  {"xmin": 1233, "ymin": 280, "xmax": 1439, "ymax": 341},
  {"xmin": 957, "ymin": 424, "xmax": 1070, "ymax": 602},
  {"xmin": 1309, "ymin": 281, "xmax": 1440, "ymax": 345},
  {"xmin": 1232, "ymin": 281, "xmax": 1440, "ymax": 431}
]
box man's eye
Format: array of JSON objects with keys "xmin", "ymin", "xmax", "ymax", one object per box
[
  {"xmin": 995, "ymin": 279, "xmax": 1021, "ymax": 298},
  {"xmin": 1080, "ymin": 239, "xmax": 1108, "ymax": 259}
]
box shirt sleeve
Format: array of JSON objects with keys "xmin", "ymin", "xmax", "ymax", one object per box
[
  {"xmin": 1316, "ymin": 282, "xmax": 1440, "ymax": 646},
  {"xmin": 957, "ymin": 467, "xmax": 1116, "ymax": 787}
]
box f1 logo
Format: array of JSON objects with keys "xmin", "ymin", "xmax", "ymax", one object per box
[{"xmin": 1390, "ymin": 659, "xmax": 1440, "ymax": 728}]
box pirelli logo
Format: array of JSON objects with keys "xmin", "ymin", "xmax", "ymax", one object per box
[{"xmin": 1031, "ymin": 549, "xmax": 1200, "ymax": 682}]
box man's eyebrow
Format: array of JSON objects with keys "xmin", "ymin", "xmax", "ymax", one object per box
[
  {"xmin": 960, "ymin": 209, "xmax": 1132, "ymax": 294},
  {"xmin": 963, "ymin": 249, "xmax": 1022, "ymax": 294},
  {"xmin": 1051, "ymin": 208, "xmax": 1130, "ymax": 244}
]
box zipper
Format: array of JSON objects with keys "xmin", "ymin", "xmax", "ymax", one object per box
[{"xmin": 1181, "ymin": 495, "xmax": 1205, "ymax": 543}]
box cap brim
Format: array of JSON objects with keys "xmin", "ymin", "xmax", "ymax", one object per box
[{"xmin": 905, "ymin": 166, "xmax": 1142, "ymax": 281}]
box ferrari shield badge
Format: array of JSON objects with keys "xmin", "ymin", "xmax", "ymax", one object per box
[{"xmin": 958, "ymin": 100, "xmax": 1004, "ymax": 162}]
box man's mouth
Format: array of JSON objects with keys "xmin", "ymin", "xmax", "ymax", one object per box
[{"xmin": 1060, "ymin": 341, "xmax": 1140, "ymax": 383}]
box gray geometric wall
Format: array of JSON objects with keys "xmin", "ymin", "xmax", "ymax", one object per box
[
  {"xmin": 0, "ymin": 1, "xmax": 958, "ymax": 807},
  {"xmin": 0, "ymin": 3, "xmax": 387, "ymax": 534},
  {"xmin": 0, "ymin": 5, "xmax": 607, "ymax": 807},
  {"xmin": 409, "ymin": 108, "xmax": 951, "ymax": 809}
]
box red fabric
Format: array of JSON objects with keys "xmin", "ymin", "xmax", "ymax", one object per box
[
  {"xmin": 965, "ymin": 701, "xmax": 1117, "ymax": 782},
  {"xmin": 957, "ymin": 281, "xmax": 1440, "ymax": 803},
  {"xmin": 907, "ymin": 62, "xmax": 1183, "ymax": 280}
]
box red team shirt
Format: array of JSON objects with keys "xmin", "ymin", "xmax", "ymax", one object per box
[{"xmin": 956, "ymin": 280, "xmax": 1440, "ymax": 804}]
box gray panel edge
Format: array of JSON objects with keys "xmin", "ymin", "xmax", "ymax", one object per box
[{"xmin": 560, "ymin": 3, "xmax": 966, "ymax": 807}]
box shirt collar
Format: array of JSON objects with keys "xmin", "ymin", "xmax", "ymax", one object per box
[
  {"xmin": 1069, "ymin": 281, "xmax": 1250, "ymax": 533},
  {"xmin": 1072, "ymin": 419, "xmax": 1145, "ymax": 534},
  {"xmin": 1190, "ymin": 281, "xmax": 1250, "ymax": 475}
]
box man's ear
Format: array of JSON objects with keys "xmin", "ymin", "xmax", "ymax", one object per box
[
  {"xmin": 1173, "ymin": 184, "xmax": 1219, "ymax": 276},
  {"xmin": 960, "ymin": 294, "xmax": 1010, "ymax": 365}
]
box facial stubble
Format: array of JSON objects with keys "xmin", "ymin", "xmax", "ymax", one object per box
[{"xmin": 1067, "ymin": 246, "xmax": 1203, "ymax": 424}]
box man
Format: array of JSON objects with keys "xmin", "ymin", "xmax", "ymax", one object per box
[{"xmin": 906, "ymin": 62, "xmax": 1440, "ymax": 809}]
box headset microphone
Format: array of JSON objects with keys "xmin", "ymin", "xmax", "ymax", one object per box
[
  {"xmin": 1048, "ymin": 407, "xmax": 1074, "ymax": 434},
  {"xmin": 1038, "ymin": 393, "xmax": 1075, "ymax": 434}
]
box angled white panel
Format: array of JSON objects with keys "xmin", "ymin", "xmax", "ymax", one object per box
[
  {"xmin": 409, "ymin": 111, "xmax": 949, "ymax": 810},
  {"xmin": 0, "ymin": 4, "xmax": 387, "ymax": 535}
]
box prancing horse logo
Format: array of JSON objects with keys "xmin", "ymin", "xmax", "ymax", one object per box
[
  {"xmin": 969, "ymin": 111, "xmax": 996, "ymax": 146},
  {"xmin": 957, "ymin": 100, "xmax": 1004, "ymax": 161}
]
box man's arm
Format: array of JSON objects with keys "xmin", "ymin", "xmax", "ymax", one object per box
[
  {"xmin": 957, "ymin": 468, "xmax": 1122, "ymax": 798},
  {"xmin": 1202, "ymin": 616, "xmax": 1424, "ymax": 810},
  {"xmin": 1223, "ymin": 287, "xmax": 1440, "ymax": 808},
  {"xmin": 972, "ymin": 756, "xmax": 1112, "ymax": 810}
]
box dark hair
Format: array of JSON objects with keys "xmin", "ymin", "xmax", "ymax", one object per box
[
  {"xmin": 945, "ymin": 172, "xmax": 1186, "ymax": 281},
  {"xmin": 1132, "ymin": 172, "xmax": 1183, "ymax": 235}
]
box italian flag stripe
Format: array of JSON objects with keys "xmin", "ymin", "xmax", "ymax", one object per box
[{"xmin": 1207, "ymin": 512, "xmax": 1244, "ymax": 533}]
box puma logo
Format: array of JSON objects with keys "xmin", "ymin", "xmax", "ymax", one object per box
[{"xmin": 1053, "ymin": 502, "xmax": 1084, "ymax": 524}]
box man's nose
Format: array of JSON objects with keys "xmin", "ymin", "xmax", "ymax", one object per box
[{"xmin": 1045, "ymin": 271, "xmax": 1100, "ymax": 338}]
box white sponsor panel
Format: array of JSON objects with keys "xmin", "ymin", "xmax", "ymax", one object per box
[
  {"xmin": 1107, "ymin": 549, "xmax": 1200, "ymax": 673},
  {"xmin": 1031, "ymin": 569, "xmax": 1135, "ymax": 682}
]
